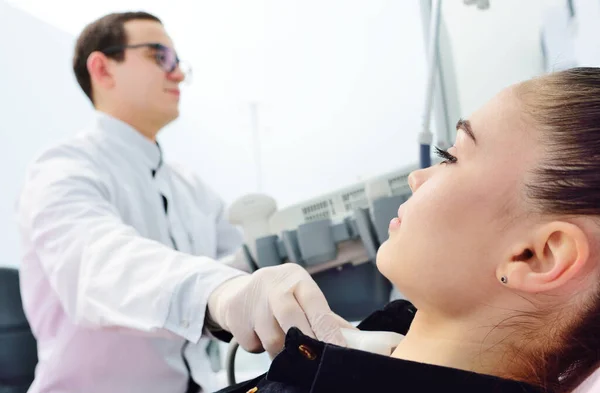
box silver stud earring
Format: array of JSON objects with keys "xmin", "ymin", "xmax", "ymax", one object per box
[{"xmin": 500, "ymin": 276, "xmax": 508, "ymax": 284}]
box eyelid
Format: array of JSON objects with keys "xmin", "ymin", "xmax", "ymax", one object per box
[
  {"xmin": 454, "ymin": 132, "xmax": 471, "ymax": 151},
  {"xmin": 456, "ymin": 119, "xmax": 477, "ymax": 144},
  {"xmin": 434, "ymin": 146, "xmax": 457, "ymax": 164}
]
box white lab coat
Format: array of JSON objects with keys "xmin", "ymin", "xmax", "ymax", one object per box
[{"xmin": 16, "ymin": 111, "xmax": 247, "ymax": 393}]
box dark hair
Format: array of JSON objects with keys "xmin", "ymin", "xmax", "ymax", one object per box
[
  {"xmin": 516, "ymin": 67, "xmax": 600, "ymax": 392},
  {"xmin": 72, "ymin": 11, "xmax": 162, "ymax": 103}
]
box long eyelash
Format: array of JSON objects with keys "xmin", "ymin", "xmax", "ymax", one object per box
[{"xmin": 434, "ymin": 146, "xmax": 457, "ymax": 164}]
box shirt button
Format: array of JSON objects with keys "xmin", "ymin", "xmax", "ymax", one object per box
[
  {"xmin": 298, "ymin": 344, "xmax": 317, "ymax": 360},
  {"xmin": 181, "ymin": 320, "xmax": 190, "ymax": 328}
]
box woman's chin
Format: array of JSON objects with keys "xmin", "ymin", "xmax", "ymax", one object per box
[
  {"xmin": 375, "ymin": 240, "xmax": 413, "ymax": 290},
  {"xmin": 375, "ymin": 244, "xmax": 393, "ymax": 278}
]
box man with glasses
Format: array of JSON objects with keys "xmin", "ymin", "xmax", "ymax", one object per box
[{"xmin": 16, "ymin": 11, "xmax": 352, "ymax": 393}]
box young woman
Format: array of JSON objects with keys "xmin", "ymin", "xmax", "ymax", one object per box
[{"xmin": 220, "ymin": 67, "xmax": 600, "ymax": 393}]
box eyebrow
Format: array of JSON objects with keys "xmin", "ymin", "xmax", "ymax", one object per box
[{"xmin": 456, "ymin": 118, "xmax": 477, "ymax": 144}]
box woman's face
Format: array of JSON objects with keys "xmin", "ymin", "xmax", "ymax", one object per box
[{"xmin": 376, "ymin": 86, "xmax": 542, "ymax": 316}]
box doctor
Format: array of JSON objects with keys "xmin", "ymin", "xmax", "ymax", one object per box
[{"xmin": 16, "ymin": 11, "xmax": 352, "ymax": 393}]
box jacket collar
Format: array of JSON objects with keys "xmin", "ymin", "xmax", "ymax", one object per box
[
  {"xmin": 270, "ymin": 328, "xmax": 542, "ymax": 393},
  {"xmin": 265, "ymin": 300, "xmax": 542, "ymax": 393}
]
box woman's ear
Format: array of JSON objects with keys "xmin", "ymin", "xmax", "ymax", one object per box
[{"xmin": 497, "ymin": 222, "xmax": 590, "ymax": 293}]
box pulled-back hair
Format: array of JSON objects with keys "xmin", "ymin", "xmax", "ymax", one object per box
[{"xmin": 517, "ymin": 67, "xmax": 600, "ymax": 392}]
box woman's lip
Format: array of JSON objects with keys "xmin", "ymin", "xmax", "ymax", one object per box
[
  {"xmin": 389, "ymin": 217, "xmax": 401, "ymax": 231},
  {"xmin": 397, "ymin": 204, "xmax": 404, "ymax": 219},
  {"xmin": 389, "ymin": 203, "xmax": 405, "ymax": 231}
]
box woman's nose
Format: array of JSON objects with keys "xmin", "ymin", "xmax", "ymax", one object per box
[{"xmin": 408, "ymin": 168, "xmax": 430, "ymax": 193}]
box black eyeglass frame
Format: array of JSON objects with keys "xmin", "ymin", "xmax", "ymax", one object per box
[{"xmin": 99, "ymin": 42, "xmax": 183, "ymax": 74}]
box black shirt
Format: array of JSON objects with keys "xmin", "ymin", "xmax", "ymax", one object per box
[{"xmin": 217, "ymin": 300, "xmax": 542, "ymax": 393}]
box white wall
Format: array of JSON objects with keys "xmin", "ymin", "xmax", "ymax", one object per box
[
  {"xmin": 441, "ymin": 0, "xmax": 564, "ymax": 117},
  {"xmin": 158, "ymin": 0, "xmax": 429, "ymax": 208},
  {"xmin": 245, "ymin": 1, "xmax": 428, "ymax": 206},
  {"xmin": 573, "ymin": 0, "xmax": 600, "ymax": 66},
  {"xmin": 0, "ymin": 1, "xmax": 94, "ymax": 267}
]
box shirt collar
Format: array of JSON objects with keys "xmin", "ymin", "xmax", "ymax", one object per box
[{"xmin": 93, "ymin": 111, "xmax": 163, "ymax": 175}]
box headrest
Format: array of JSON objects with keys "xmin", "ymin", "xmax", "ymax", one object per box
[
  {"xmin": 0, "ymin": 267, "xmax": 28, "ymax": 326},
  {"xmin": 0, "ymin": 266, "xmax": 38, "ymax": 388}
]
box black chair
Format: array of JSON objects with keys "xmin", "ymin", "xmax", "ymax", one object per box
[{"xmin": 0, "ymin": 267, "xmax": 38, "ymax": 393}]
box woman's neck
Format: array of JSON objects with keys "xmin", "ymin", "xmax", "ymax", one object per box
[{"xmin": 390, "ymin": 310, "xmax": 523, "ymax": 380}]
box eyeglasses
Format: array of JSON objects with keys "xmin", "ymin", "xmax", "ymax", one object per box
[{"xmin": 100, "ymin": 43, "xmax": 192, "ymax": 82}]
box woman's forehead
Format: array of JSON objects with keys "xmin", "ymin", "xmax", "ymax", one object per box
[{"xmin": 469, "ymin": 86, "xmax": 532, "ymax": 148}]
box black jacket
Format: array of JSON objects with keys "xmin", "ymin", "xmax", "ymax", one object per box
[{"xmin": 217, "ymin": 300, "xmax": 543, "ymax": 393}]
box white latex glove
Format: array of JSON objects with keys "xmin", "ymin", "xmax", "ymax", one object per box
[{"xmin": 207, "ymin": 263, "xmax": 356, "ymax": 357}]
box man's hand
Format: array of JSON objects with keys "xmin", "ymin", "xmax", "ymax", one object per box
[{"xmin": 207, "ymin": 263, "xmax": 355, "ymax": 357}]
